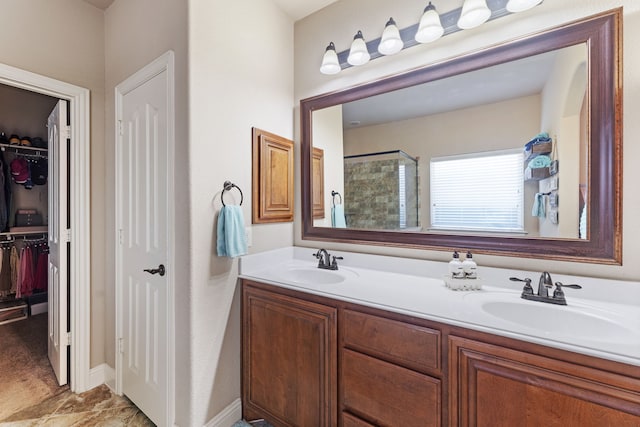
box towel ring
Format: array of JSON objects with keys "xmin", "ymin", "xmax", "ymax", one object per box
[
  {"xmin": 331, "ymin": 190, "xmax": 342, "ymax": 206},
  {"xmin": 221, "ymin": 181, "xmax": 243, "ymax": 206}
]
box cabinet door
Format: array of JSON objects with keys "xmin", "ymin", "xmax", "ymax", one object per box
[
  {"xmin": 242, "ymin": 284, "xmax": 337, "ymax": 427},
  {"xmin": 449, "ymin": 336, "xmax": 640, "ymax": 427}
]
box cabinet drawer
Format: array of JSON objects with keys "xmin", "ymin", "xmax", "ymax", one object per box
[
  {"xmin": 342, "ymin": 349, "xmax": 441, "ymax": 427},
  {"xmin": 342, "ymin": 309, "xmax": 440, "ymax": 373}
]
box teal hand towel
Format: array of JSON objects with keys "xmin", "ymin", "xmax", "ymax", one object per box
[
  {"xmin": 532, "ymin": 193, "xmax": 546, "ymax": 218},
  {"xmin": 331, "ymin": 204, "xmax": 347, "ymax": 228},
  {"xmin": 528, "ymin": 155, "xmax": 552, "ymax": 169},
  {"xmin": 216, "ymin": 205, "xmax": 247, "ymax": 258}
]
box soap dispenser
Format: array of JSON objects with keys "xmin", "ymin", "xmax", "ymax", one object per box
[
  {"xmin": 449, "ymin": 251, "xmax": 464, "ymax": 279},
  {"xmin": 462, "ymin": 251, "xmax": 477, "ymax": 279}
]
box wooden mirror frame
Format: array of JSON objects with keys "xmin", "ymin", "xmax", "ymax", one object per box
[{"xmin": 301, "ymin": 9, "xmax": 622, "ymax": 264}]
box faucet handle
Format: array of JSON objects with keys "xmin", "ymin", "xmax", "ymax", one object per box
[
  {"xmin": 552, "ymin": 282, "xmax": 582, "ymax": 303},
  {"xmin": 509, "ymin": 277, "xmax": 534, "ymax": 295},
  {"xmin": 554, "ymin": 282, "xmax": 582, "ymax": 290}
]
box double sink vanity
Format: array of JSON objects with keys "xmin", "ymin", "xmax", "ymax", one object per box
[
  {"xmin": 239, "ymin": 247, "xmax": 640, "ymax": 427},
  {"xmin": 238, "ymin": 7, "xmax": 635, "ymax": 426}
]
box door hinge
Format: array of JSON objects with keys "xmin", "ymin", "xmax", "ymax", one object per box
[
  {"xmin": 62, "ymin": 125, "xmax": 71, "ymax": 140},
  {"xmin": 64, "ymin": 229, "xmax": 72, "ymax": 243},
  {"xmin": 118, "ymin": 229, "xmax": 123, "ymax": 246},
  {"xmin": 118, "ymin": 120, "xmax": 123, "ymax": 136},
  {"xmin": 118, "ymin": 338, "xmax": 124, "ymax": 354},
  {"xmin": 66, "ymin": 331, "xmax": 72, "ymax": 346}
]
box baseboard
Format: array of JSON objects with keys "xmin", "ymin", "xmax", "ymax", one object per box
[
  {"xmin": 30, "ymin": 302, "xmax": 48, "ymax": 316},
  {"xmin": 204, "ymin": 398, "xmax": 242, "ymax": 427},
  {"xmin": 88, "ymin": 363, "xmax": 115, "ymax": 390}
]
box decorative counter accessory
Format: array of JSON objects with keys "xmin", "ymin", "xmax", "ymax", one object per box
[
  {"xmin": 443, "ymin": 275, "xmax": 482, "ymax": 291},
  {"xmin": 462, "ymin": 251, "xmax": 477, "ymax": 279},
  {"xmin": 448, "ymin": 251, "xmax": 464, "ymax": 279}
]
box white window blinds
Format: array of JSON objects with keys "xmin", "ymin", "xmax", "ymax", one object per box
[{"xmin": 430, "ymin": 149, "xmax": 524, "ymax": 232}]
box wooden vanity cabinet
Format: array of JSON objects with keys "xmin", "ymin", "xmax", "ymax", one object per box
[
  {"xmin": 449, "ymin": 336, "xmax": 640, "ymax": 427},
  {"xmin": 242, "ymin": 280, "xmax": 640, "ymax": 427},
  {"xmin": 242, "ymin": 281, "xmax": 337, "ymax": 427},
  {"xmin": 340, "ymin": 308, "xmax": 442, "ymax": 426}
]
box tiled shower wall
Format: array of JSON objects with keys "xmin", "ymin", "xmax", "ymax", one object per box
[{"xmin": 344, "ymin": 156, "xmax": 419, "ymax": 230}]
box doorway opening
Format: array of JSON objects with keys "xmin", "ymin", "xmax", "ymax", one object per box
[{"xmin": 0, "ymin": 62, "xmax": 91, "ymax": 393}]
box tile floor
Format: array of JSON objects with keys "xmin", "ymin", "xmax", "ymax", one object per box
[{"xmin": 0, "ymin": 313, "xmax": 154, "ymax": 426}]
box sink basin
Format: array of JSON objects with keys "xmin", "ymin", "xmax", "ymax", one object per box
[
  {"xmin": 274, "ymin": 267, "xmax": 358, "ymax": 285},
  {"xmin": 479, "ymin": 299, "xmax": 635, "ymax": 343}
]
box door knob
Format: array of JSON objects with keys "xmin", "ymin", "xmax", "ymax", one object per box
[{"xmin": 143, "ymin": 264, "xmax": 166, "ymax": 276}]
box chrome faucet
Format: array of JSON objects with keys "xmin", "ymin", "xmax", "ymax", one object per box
[
  {"xmin": 312, "ymin": 249, "xmax": 343, "ymax": 270},
  {"xmin": 510, "ymin": 272, "xmax": 582, "ymax": 305},
  {"xmin": 537, "ymin": 271, "xmax": 553, "ymax": 298}
]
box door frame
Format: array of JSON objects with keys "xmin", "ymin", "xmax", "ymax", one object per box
[
  {"xmin": 0, "ymin": 63, "xmax": 91, "ymax": 392},
  {"xmin": 114, "ymin": 51, "xmax": 175, "ymax": 425}
]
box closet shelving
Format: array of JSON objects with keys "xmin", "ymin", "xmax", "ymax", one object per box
[
  {"xmin": 0, "ymin": 142, "xmax": 48, "ymax": 157},
  {"xmin": 0, "ymin": 140, "xmax": 49, "ymax": 324},
  {"xmin": 0, "ymin": 142, "xmax": 48, "ymax": 239}
]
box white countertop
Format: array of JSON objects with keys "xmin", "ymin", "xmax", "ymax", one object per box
[{"xmin": 239, "ymin": 246, "xmax": 640, "ymax": 367}]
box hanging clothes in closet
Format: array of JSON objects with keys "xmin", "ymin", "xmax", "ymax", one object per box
[
  {"xmin": 0, "ymin": 149, "xmax": 12, "ymax": 232},
  {"xmin": 0, "ymin": 237, "xmax": 48, "ymax": 300}
]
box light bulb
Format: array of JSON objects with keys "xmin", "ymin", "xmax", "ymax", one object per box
[
  {"xmin": 347, "ymin": 31, "xmax": 370, "ymax": 66},
  {"xmin": 320, "ymin": 42, "xmax": 341, "ymax": 75},
  {"xmin": 378, "ymin": 18, "xmax": 404, "ymax": 56},
  {"xmin": 415, "ymin": 2, "xmax": 444, "ymax": 44},
  {"xmin": 457, "ymin": 0, "xmax": 491, "ymax": 30}
]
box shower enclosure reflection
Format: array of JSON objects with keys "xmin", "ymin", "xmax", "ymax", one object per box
[{"xmin": 343, "ymin": 150, "xmax": 419, "ymax": 230}]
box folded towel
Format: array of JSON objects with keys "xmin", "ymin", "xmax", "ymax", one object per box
[
  {"xmin": 216, "ymin": 205, "xmax": 247, "ymax": 258},
  {"xmin": 532, "ymin": 193, "xmax": 546, "ymax": 218},
  {"xmin": 331, "ymin": 204, "xmax": 347, "ymax": 228},
  {"xmin": 524, "ymin": 132, "xmax": 551, "ymax": 150},
  {"xmin": 527, "ymin": 155, "xmax": 552, "ymax": 169}
]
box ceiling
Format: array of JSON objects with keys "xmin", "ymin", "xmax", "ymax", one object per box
[
  {"xmin": 83, "ymin": 0, "xmax": 114, "ymax": 10},
  {"xmin": 82, "ymin": 0, "xmax": 336, "ymax": 20},
  {"xmin": 342, "ymin": 49, "xmax": 560, "ymax": 128}
]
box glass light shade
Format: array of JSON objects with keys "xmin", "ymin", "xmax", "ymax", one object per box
[
  {"xmin": 378, "ymin": 18, "xmax": 404, "ymax": 55},
  {"xmin": 320, "ymin": 42, "xmax": 341, "ymax": 75},
  {"xmin": 415, "ymin": 2, "xmax": 444, "ymax": 44},
  {"xmin": 457, "ymin": 0, "xmax": 492, "ymax": 29},
  {"xmin": 347, "ymin": 31, "xmax": 370, "ymax": 66},
  {"xmin": 506, "ymin": 0, "xmax": 543, "ymax": 13}
]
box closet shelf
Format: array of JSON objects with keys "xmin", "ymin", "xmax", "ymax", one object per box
[
  {"xmin": 0, "ymin": 227, "xmax": 48, "ymax": 240},
  {"xmin": 0, "ymin": 142, "xmax": 48, "ymax": 158}
]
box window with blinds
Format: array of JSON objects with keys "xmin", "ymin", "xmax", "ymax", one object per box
[{"xmin": 430, "ymin": 149, "xmax": 524, "ymax": 232}]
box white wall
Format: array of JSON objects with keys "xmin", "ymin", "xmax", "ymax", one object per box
[
  {"xmin": 104, "ymin": 0, "xmax": 190, "ymax": 424},
  {"xmin": 343, "ymin": 95, "xmax": 541, "ymax": 235},
  {"xmin": 312, "ymin": 105, "xmax": 344, "ymax": 226},
  {"xmin": 0, "ymin": 0, "xmax": 106, "ymax": 367},
  {"xmin": 188, "ymin": 0, "xmax": 294, "ymax": 425},
  {"xmin": 294, "ymin": 1, "xmax": 640, "ymax": 280},
  {"xmin": 539, "ymin": 44, "xmax": 587, "ymax": 238}
]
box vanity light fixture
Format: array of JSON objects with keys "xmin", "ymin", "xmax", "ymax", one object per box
[
  {"xmin": 506, "ymin": 0, "xmax": 543, "ymax": 13},
  {"xmin": 457, "ymin": 0, "xmax": 492, "ymax": 29},
  {"xmin": 378, "ymin": 18, "xmax": 404, "ymax": 55},
  {"xmin": 415, "ymin": 2, "xmax": 444, "ymax": 44},
  {"xmin": 320, "ymin": 42, "xmax": 341, "ymax": 75},
  {"xmin": 347, "ymin": 30, "xmax": 371, "ymax": 66},
  {"xmin": 319, "ymin": 0, "xmax": 543, "ymax": 75}
]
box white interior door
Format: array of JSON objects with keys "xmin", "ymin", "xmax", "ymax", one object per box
[
  {"xmin": 47, "ymin": 100, "xmax": 69, "ymax": 386},
  {"xmin": 117, "ymin": 57, "xmax": 173, "ymax": 427}
]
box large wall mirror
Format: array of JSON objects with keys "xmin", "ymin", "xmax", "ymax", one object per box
[{"xmin": 301, "ymin": 9, "xmax": 621, "ymax": 264}]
